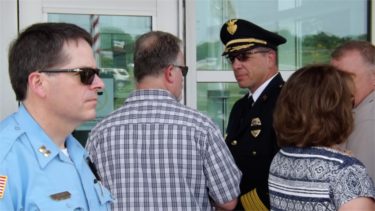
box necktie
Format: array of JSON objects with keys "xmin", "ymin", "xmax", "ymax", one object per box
[{"xmin": 249, "ymin": 96, "xmax": 254, "ymax": 107}]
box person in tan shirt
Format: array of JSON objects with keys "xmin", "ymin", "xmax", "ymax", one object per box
[{"xmin": 331, "ymin": 40, "xmax": 375, "ymax": 181}]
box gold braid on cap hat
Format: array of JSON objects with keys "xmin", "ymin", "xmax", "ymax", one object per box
[
  {"xmin": 226, "ymin": 44, "xmax": 255, "ymax": 53},
  {"xmin": 225, "ymin": 38, "xmax": 267, "ymax": 47},
  {"xmin": 224, "ymin": 38, "xmax": 268, "ymax": 53}
]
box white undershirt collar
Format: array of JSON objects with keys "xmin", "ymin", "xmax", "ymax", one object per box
[{"xmin": 249, "ymin": 73, "xmax": 278, "ymax": 102}]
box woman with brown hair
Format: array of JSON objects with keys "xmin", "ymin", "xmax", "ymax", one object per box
[{"xmin": 269, "ymin": 64, "xmax": 375, "ymax": 211}]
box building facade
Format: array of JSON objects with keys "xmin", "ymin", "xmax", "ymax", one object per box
[{"xmin": 0, "ymin": 0, "xmax": 372, "ymax": 142}]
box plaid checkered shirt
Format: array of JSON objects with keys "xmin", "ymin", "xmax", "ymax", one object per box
[{"xmin": 86, "ymin": 89, "xmax": 241, "ymax": 211}]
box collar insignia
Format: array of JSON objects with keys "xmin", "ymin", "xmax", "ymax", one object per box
[{"xmin": 39, "ymin": 145, "xmax": 51, "ymax": 157}]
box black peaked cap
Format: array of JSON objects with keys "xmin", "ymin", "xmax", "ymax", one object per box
[{"xmin": 220, "ymin": 19, "xmax": 286, "ymax": 56}]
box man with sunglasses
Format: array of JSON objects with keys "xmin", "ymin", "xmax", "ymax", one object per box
[
  {"xmin": 220, "ymin": 19, "xmax": 286, "ymax": 210},
  {"xmin": 0, "ymin": 22, "xmax": 112, "ymax": 210},
  {"xmin": 86, "ymin": 31, "xmax": 241, "ymax": 210}
]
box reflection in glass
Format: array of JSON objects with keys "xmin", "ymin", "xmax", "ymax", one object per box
[
  {"xmin": 49, "ymin": 14, "xmax": 151, "ymax": 107},
  {"xmin": 48, "ymin": 14, "xmax": 152, "ymax": 144},
  {"xmin": 198, "ymin": 82, "xmax": 247, "ymax": 134}
]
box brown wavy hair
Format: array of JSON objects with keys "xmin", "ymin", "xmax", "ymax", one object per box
[{"xmin": 273, "ymin": 64, "xmax": 354, "ymax": 147}]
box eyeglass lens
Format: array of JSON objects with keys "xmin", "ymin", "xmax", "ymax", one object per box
[
  {"xmin": 79, "ymin": 68, "xmax": 100, "ymax": 85},
  {"xmin": 173, "ymin": 65, "xmax": 188, "ymax": 77},
  {"xmin": 228, "ymin": 53, "xmax": 248, "ymax": 63},
  {"xmin": 39, "ymin": 68, "xmax": 100, "ymax": 85},
  {"xmin": 227, "ymin": 50, "xmax": 270, "ymax": 64}
]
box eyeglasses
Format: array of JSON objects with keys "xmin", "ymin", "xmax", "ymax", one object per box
[
  {"xmin": 226, "ymin": 50, "xmax": 270, "ymax": 64},
  {"xmin": 39, "ymin": 67, "xmax": 100, "ymax": 85},
  {"xmin": 172, "ymin": 64, "xmax": 189, "ymax": 77}
]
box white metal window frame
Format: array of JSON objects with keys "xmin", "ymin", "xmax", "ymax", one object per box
[
  {"xmin": 0, "ymin": 0, "xmax": 182, "ymax": 120},
  {"xmin": 0, "ymin": 1, "xmax": 18, "ymax": 120},
  {"xmin": 184, "ymin": 0, "xmax": 294, "ymax": 110},
  {"xmin": 19, "ymin": 0, "xmax": 181, "ymax": 37}
]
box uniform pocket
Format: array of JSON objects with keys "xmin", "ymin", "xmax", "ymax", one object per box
[
  {"xmin": 93, "ymin": 180, "xmax": 113, "ymax": 207},
  {"xmin": 30, "ymin": 190, "xmax": 84, "ymax": 211}
]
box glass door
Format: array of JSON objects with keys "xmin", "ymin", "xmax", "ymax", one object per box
[{"xmin": 18, "ymin": 0, "xmax": 181, "ymax": 144}]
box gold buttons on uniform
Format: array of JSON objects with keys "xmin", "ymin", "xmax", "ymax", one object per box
[
  {"xmin": 38, "ymin": 145, "xmax": 51, "ymax": 157},
  {"xmin": 231, "ymin": 140, "xmax": 238, "ymax": 146},
  {"xmin": 252, "ymin": 151, "xmax": 257, "ymax": 156}
]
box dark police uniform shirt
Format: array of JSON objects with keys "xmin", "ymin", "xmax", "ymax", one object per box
[{"xmin": 225, "ymin": 73, "xmax": 284, "ymax": 210}]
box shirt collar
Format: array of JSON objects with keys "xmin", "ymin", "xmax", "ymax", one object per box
[
  {"xmin": 249, "ymin": 73, "xmax": 278, "ymax": 102},
  {"xmin": 15, "ymin": 104, "xmax": 86, "ymax": 168},
  {"xmin": 354, "ymin": 90, "xmax": 375, "ymax": 111},
  {"xmin": 127, "ymin": 89, "xmax": 178, "ymax": 102}
]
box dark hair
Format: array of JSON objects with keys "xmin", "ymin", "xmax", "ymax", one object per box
[
  {"xmin": 273, "ymin": 64, "xmax": 354, "ymax": 147},
  {"xmin": 331, "ymin": 40, "xmax": 375, "ymax": 65},
  {"xmin": 133, "ymin": 31, "xmax": 181, "ymax": 82},
  {"xmin": 8, "ymin": 22, "xmax": 92, "ymax": 101}
]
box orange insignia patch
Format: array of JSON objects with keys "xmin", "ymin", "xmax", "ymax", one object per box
[{"xmin": 0, "ymin": 175, "xmax": 7, "ymax": 199}]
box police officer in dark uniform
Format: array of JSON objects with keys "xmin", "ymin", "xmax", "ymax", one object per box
[{"xmin": 220, "ymin": 19, "xmax": 286, "ymax": 210}]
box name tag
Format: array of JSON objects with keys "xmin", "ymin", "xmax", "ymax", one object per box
[{"xmin": 50, "ymin": 191, "xmax": 71, "ymax": 201}]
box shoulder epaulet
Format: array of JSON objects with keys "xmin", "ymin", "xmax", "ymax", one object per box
[{"xmin": 0, "ymin": 118, "xmax": 24, "ymax": 162}]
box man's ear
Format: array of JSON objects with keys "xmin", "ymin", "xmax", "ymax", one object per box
[
  {"xmin": 164, "ymin": 65, "xmax": 175, "ymax": 83},
  {"xmin": 28, "ymin": 72, "xmax": 47, "ymax": 98},
  {"xmin": 266, "ymin": 50, "xmax": 277, "ymax": 65}
]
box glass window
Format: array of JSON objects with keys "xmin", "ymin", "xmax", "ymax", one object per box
[
  {"xmin": 197, "ymin": 82, "xmax": 247, "ymax": 134},
  {"xmin": 195, "ymin": 0, "xmax": 368, "ymax": 134},
  {"xmin": 48, "ymin": 14, "xmax": 152, "ymax": 143},
  {"xmin": 196, "ymin": 0, "xmax": 368, "ymax": 71}
]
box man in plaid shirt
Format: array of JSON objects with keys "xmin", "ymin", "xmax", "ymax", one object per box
[{"xmin": 86, "ymin": 31, "xmax": 242, "ymax": 211}]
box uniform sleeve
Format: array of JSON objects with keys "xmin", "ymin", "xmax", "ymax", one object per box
[
  {"xmin": 202, "ymin": 125, "xmax": 242, "ymax": 204},
  {"xmin": 85, "ymin": 130, "xmax": 108, "ymax": 189},
  {"xmin": 332, "ymin": 164, "xmax": 375, "ymax": 208}
]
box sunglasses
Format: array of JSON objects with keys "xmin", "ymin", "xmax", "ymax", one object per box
[
  {"xmin": 39, "ymin": 67, "xmax": 100, "ymax": 85},
  {"xmin": 172, "ymin": 64, "xmax": 189, "ymax": 77},
  {"xmin": 226, "ymin": 50, "xmax": 270, "ymax": 64}
]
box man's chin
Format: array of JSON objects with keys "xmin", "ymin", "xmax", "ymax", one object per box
[
  {"xmin": 84, "ymin": 111, "xmax": 97, "ymax": 121},
  {"xmin": 238, "ymin": 83, "xmax": 248, "ymax": 89}
]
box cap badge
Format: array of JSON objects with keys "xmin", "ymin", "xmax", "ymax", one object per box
[
  {"xmin": 250, "ymin": 117, "xmax": 262, "ymax": 138},
  {"xmin": 227, "ymin": 19, "xmax": 238, "ymax": 35}
]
